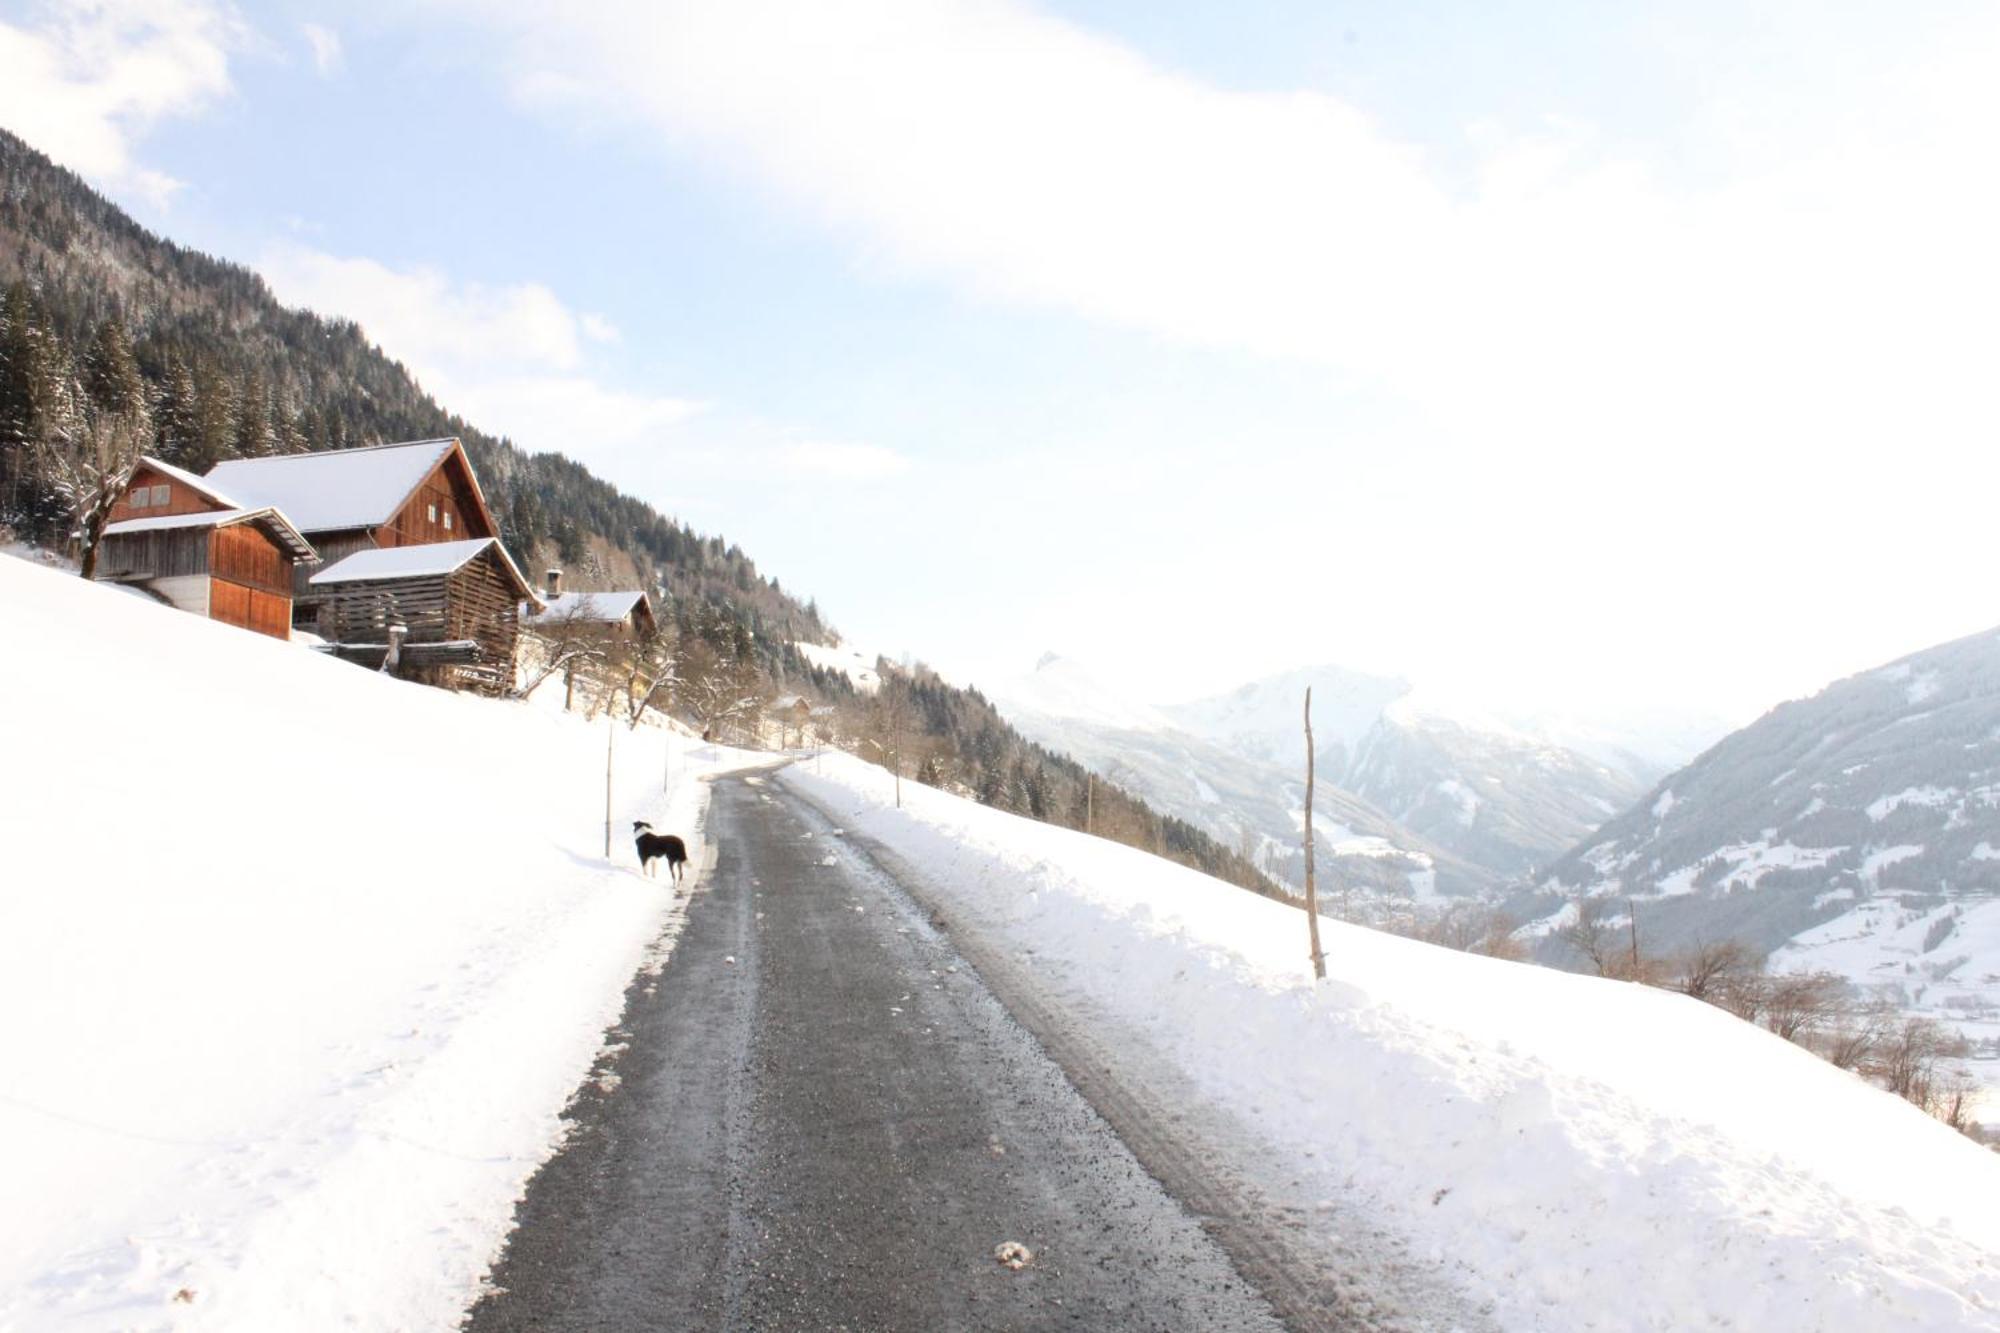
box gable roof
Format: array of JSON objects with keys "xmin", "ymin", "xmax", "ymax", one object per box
[
  {"xmin": 310, "ymin": 536, "xmax": 539, "ymax": 601},
  {"xmin": 205, "ymin": 439, "xmax": 460, "ymax": 533},
  {"xmin": 525, "ymin": 590, "xmax": 651, "ymax": 624},
  {"xmin": 101, "ymin": 506, "xmax": 317, "ymax": 561},
  {"xmin": 135, "ymin": 455, "xmax": 241, "ymax": 510}
]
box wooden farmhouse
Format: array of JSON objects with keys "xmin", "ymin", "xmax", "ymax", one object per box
[
  {"xmin": 309, "ymin": 538, "xmax": 538, "ymax": 695},
  {"xmin": 93, "ymin": 456, "xmax": 317, "ymax": 639},
  {"xmin": 205, "ymin": 438, "xmax": 500, "ymax": 625}
]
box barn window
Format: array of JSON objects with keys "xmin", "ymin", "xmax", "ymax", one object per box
[
  {"xmin": 443, "ymin": 512, "xmax": 453, "ymax": 531},
  {"xmin": 130, "ymin": 486, "xmax": 151, "ymax": 508},
  {"xmin": 428, "ymin": 503, "xmax": 438, "ymax": 523},
  {"xmin": 150, "ymin": 485, "xmax": 169, "ymax": 505}
]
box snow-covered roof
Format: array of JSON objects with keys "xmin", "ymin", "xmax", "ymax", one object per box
[
  {"xmin": 206, "ymin": 439, "xmax": 459, "ymax": 533},
  {"xmin": 101, "ymin": 506, "xmax": 317, "ymax": 560},
  {"xmin": 310, "ymin": 537, "xmax": 540, "ymax": 601},
  {"xmin": 523, "ymin": 590, "xmax": 650, "ymax": 624},
  {"xmin": 136, "ymin": 455, "xmax": 241, "ymax": 509},
  {"xmin": 312, "ymin": 538, "xmax": 494, "ymax": 583}
]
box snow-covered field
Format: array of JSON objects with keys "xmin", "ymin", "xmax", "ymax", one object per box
[
  {"xmin": 783, "ymin": 753, "xmax": 2000, "ymax": 1333},
  {"xmin": 0, "ymin": 554, "xmax": 757, "ymax": 1330}
]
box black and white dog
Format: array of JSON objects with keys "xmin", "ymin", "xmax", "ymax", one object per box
[{"xmin": 633, "ymin": 821, "xmax": 689, "ymax": 882}]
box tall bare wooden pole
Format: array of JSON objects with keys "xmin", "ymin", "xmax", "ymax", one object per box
[
  {"xmin": 604, "ymin": 711, "xmax": 615, "ymax": 859},
  {"xmin": 1303, "ymin": 688, "xmax": 1326, "ymax": 979}
]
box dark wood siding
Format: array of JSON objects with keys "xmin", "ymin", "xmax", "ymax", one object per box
[
  {"xmin": 315, "ymin": 547, "xmax": 521, "ymax": 694},
  {"xmin": 97, "ymin": 527, "xmax": 211, "ymax": 579}
]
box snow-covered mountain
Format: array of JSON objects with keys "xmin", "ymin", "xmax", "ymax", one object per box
[
  {"xmin": 1526, "ymin": 624, "xmax": 2000, "ymax": 1083},
  {"xmin": 1536, "ymin": 625, "xmax": 2000, "ymax": 947},
  {"xmin": 989, "ymin": 657, "xmax": 1497, "ymax": 900},
  {"xmin": 984, "ymin": 654, "xmax": 1702, "ymax": 896},
  {"xmin": 1163, "ymin": 666, "xmax": 1668, "ymax": 879}
]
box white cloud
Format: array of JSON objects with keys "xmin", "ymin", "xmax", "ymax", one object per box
[
  {"xmin": 442, "ymin": 0, "xmax": 2000, "ymax": 717},
  {"xmin": 777, "ymin": 440, "xmax": 911, "ymax": 480},
  {"xmin": 301, "ymin": 21, "xmax": 341, "ymax": 76},
  {"xmin": 257, "ymin": 243, "xmax": 698, "ymax": 457},
  {"xmin": 0, "ymin": 0, "xmax": 242, "ymax": 207}
]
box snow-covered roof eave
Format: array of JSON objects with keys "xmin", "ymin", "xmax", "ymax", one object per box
[
  {"xmin": 101, "ymin": 506, "xmax": 318, "ymax": 561},
  {"xmin": 137, "ymin": 455, "xmax": 242, "ymax": 510},
  {"xmin": 312, "ymin": 537, "xmax": 543, "ymax": 603}
]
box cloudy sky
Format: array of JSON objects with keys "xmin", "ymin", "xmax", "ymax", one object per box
[{"xmin": 4, "ymin": 0, "xmax": 1997, "ymax": 723}]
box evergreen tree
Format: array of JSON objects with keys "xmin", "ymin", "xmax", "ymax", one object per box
[
  {"xmin": 232, "ymin": 371, "xmax": 275, "ymax": 458},
  {"xmin": 151, "ymin": 354, "xmax": 201, "ymax": 467}
]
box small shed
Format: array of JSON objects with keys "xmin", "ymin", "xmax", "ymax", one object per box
[
  {"xmin": 310, "ymin": 538, "xmax": 540, "ymax": 694},
  {"xmin": 95, "ymin": 505, "xmax": 317, "ymax": 640},
  {"xmin": 521, "ymin": 585, "xmax": 660, "ymax": 639}
]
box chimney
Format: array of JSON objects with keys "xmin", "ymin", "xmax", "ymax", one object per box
[{"xmin": 545, "ymin": 568, "xmax": 563, "ymax": 599}]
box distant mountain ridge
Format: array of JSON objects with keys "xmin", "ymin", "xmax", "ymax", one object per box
[{"xmin": 985, "ymin": 655, "xmax": 1695, "ymax": 893}]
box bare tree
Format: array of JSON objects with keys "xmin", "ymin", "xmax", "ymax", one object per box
[
  {"xmin": 614, "ymin": 623, "xmax": 679, "ymax": 729},
  {"xmin": 1821, "ymin": 999, "xmax": 1896, "ymax": 1072},
  {"xmin": 1669, "ymin": 939, "xmax": 1760, "ymax": 1001},
  {"xmin": 680, "ymin": 635, "xmax": 764, "ymax": 741},
  {"xmin": 1408, "ymin": 902, "xmax": 1526, "ymax": 961},
  {"xmin": 1762, "ymin": 971, "xmax": 1847, "ymax": 1043},
  {"xmin": 1871, "ymin": 1016, "xmax": 1963, "ymax": 1107},
  {"xmin": 864, "ymin": 678, "xmax": 917, "ymax": 808},
  {"xmin": 512, "ymin": 601, "xmax": 612, "ymax": 705},
  {"xmin": 1561, "ymin": 894, "xmax": 1623, "ymax": 977},
  {"xmin": 35, "ymin": 405, "xmax": 144, "ymax": 579}
]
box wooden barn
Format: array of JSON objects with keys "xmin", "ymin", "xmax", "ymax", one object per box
[
  {"xmin": 309, "ymin": 538, "xmax": 538, "ymax": 694},
  {"xmin": 93, "ymin": 457, "xmax": 316, "ymax": 639},
  {"xmin": 205, "ymin": 438, "xmax": 502, "ymax": 624}
]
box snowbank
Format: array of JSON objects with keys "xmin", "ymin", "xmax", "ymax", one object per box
[
  {"xmin": 0, "ymin": 555, "xmax": 757, "ymax": 1330},
  {"xmin": 782, "ymin": 753, "xmax": 2000, "ymax": 1333}
]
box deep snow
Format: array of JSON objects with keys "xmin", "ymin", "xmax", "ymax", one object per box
[
  {"xmin": 782, "ymin": 752, "xmax": 2000, "ymax": 1332},
  {"xmin": 0, "ymin": 554, "xmax": 757, "ymax": 1330}
]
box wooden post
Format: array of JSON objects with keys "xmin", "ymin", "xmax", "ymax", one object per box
[
  {"xmin": 1086, "ymin": 774, "xmax": 1094, "ymax": 835},
  {"xmin": 1628, "ymin": 899, "xmax": 1640, "ymax": 978},
  {"xmin": 604, "ymin": 711, "xmax": 615, "ymax": 860},
  {"xmin": 1303, "ymin": 688, "xmax": 1326, "ymax": 979}
]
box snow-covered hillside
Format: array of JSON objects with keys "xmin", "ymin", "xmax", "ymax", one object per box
[
  {"xmin": 1529, "ymin": 624, "xmax": 2000, "ymax": 1108},
  {"xmin": 0, "ymin": 555, "xmax": 755, "ymax": 1331},
  {"xmin": 783, "ymin": 751, "xmax": 2000, "ymax": 1333}
]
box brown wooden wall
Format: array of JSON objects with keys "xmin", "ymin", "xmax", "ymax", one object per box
[
  {"xmin": 108, "ymin": 464, "xmax": 228, "ymax": 524},
  {"xmin": 209, "ymin": 524, "xmax": 292, "ymax": 596},
  {"xmin": 210, "ymin": 579, "xmax": 291, "ymax": 639},
  {"xmin": 377, "ymin": 450, "xmax": 496, "ymax": 548}
]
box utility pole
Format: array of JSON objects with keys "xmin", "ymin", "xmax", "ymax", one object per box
[{"xmin": 1303, "ymin": 688, "xmax": 1326, "ymax": 980}]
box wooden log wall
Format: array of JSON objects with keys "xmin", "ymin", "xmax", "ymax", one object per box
[
  {"xmin": 318, "ymin": 549, "xmax": 521, "ymax": 695},
  {"xmin": 97, "ymin": 528, "xmax": 210, "ymax": 579}
]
